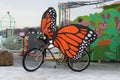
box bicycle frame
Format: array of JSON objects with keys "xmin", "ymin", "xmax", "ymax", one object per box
[
  {"xmin": 23, "ymin": 36, "xmax": 90, "ymax": 72},
  {"xmin": 37, "ymin": 38, "xmax": 67, "ymax": 65}
]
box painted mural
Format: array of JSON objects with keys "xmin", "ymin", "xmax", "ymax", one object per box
[{"xmin": 72, "ymin": 3, "xmax": 120, "ymax": 61}]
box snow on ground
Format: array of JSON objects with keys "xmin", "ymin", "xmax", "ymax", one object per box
[{"xmin": 0, "ymin": 53, "xmax": 120, "ymax": 80}]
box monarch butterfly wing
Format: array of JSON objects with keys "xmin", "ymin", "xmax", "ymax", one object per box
[
  {"xmin": 41, "ymin": 7, "xmax": 57, "ymax": 38},
  {"xmin": 53, "ymin": 24, "xmax": 97, "ymax": 59}
]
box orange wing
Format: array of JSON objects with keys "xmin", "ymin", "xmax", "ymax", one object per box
[
  {"xmin": 41, "ymin": 7, "xmax": 57, "ymax": 39},
  {"xmin": 53, "ymin": 24, "xmax": 97, "ymax": 59}
]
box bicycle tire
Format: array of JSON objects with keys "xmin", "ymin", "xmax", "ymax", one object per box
[
  {"xmin": 22, "ymin": 48, "xmax": 45, "ymax": 72},
  {"xmin": 68, "ymin": 50, "xmax": 90, "ymax": 72}
]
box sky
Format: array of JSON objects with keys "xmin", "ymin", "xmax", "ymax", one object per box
[{"xmin": 0, "ymin": 0, "xmax": 119, "ymax": 28}]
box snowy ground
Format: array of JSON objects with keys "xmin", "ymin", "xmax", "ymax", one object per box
[{"xmin": 0, "ymin": 53, "xmax": 120, "ymax": 80}]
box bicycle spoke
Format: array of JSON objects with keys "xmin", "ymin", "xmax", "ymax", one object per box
[
  {"xmin": 68, "ymin": 50, "xmax": 90, "ymax": 72},
  {"xmin": 22, "ymin": 48, "xmax": 44, "ymax": 72}
]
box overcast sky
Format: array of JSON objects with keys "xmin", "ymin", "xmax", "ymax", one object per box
[{"xmin": 0, "ymin": 0, "xmax": 118, "ymax": 28}]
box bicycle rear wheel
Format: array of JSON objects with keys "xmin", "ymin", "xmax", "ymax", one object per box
[
  {"xmin": 22, "ymin": 48, "xmax": 44, "ymax": 72},
  {"xmin": 68, "ymin": 50, "xmax": 90, "ymax": 72}
]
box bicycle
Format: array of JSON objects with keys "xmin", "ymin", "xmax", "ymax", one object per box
[{"xmin": 22, "ymin": 33, "xmax": 90, "ymax": 72}]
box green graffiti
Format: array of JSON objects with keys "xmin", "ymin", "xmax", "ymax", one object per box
[{"xmin": 72, "ymin": 6, "xmax": 120, "ymax": 60}]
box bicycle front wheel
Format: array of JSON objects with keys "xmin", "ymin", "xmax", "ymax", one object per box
[
  {"xmin": 68, "ymin": 50, "xmax": 90, "ymax": 72},
  {"xmin": 22, "ymin": 48, "xmax": 44, "ymax": 72}
]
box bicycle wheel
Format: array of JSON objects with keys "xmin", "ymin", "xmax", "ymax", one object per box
[
  {"xmin": 22, "ymin": 48, "xmax": 44, "ymax": 72},
  {"xmin": 68, "ymin": 50, "xmax": 90, "ymax": 72}
]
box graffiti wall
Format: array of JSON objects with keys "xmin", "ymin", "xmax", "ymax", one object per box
[{"xmin": 72, "ymin": 3, "xmax": 120, "ymax": 61}]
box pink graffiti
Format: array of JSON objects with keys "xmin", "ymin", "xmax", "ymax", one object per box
[
  {"xmin": 117, "ymin": 8, "xmax": 120, "ymax": 12},
  {"xmin": 90, "ymin": 21, "xmax": 95, "ymax": 26},
  {"xmin": 94, "ymin": 28, "xmax": 102, "ymax": 38},
  {"xmin": 114, "ymin": 16, "xmax": 120, "ymax": 30},
  {"xmin": 99, "ymin": 22, "xmax": 107, "ymax": 30},
  {"xmin": 117, "ymin": 22, "xmax": 120, "ymax": 30},
  {"xmin": 94, "ymin": 21, "xmax": 107, "ymax": 38},
  {"xmin": 107, "ymin": 13, "xmax": 111, "ymax": 19},
  {"xmin": 77, "ymin": 20, "xmax": 87, "ymax": 26},
  {"xmin": 101, "ymin": 14, "xmax": 105, "ymax": 19},
  {"xmin": 101, "ymin": 13, "xmax": 111, "ymax": 19}
]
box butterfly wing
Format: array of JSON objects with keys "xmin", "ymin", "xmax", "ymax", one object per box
[
  {"xmin": 41, "ymin": 7, "xmax": 57, "ymax": 38},
  {"xmin": 53, "ymin": 24, "xmax": 97, "ymax": 59}
]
